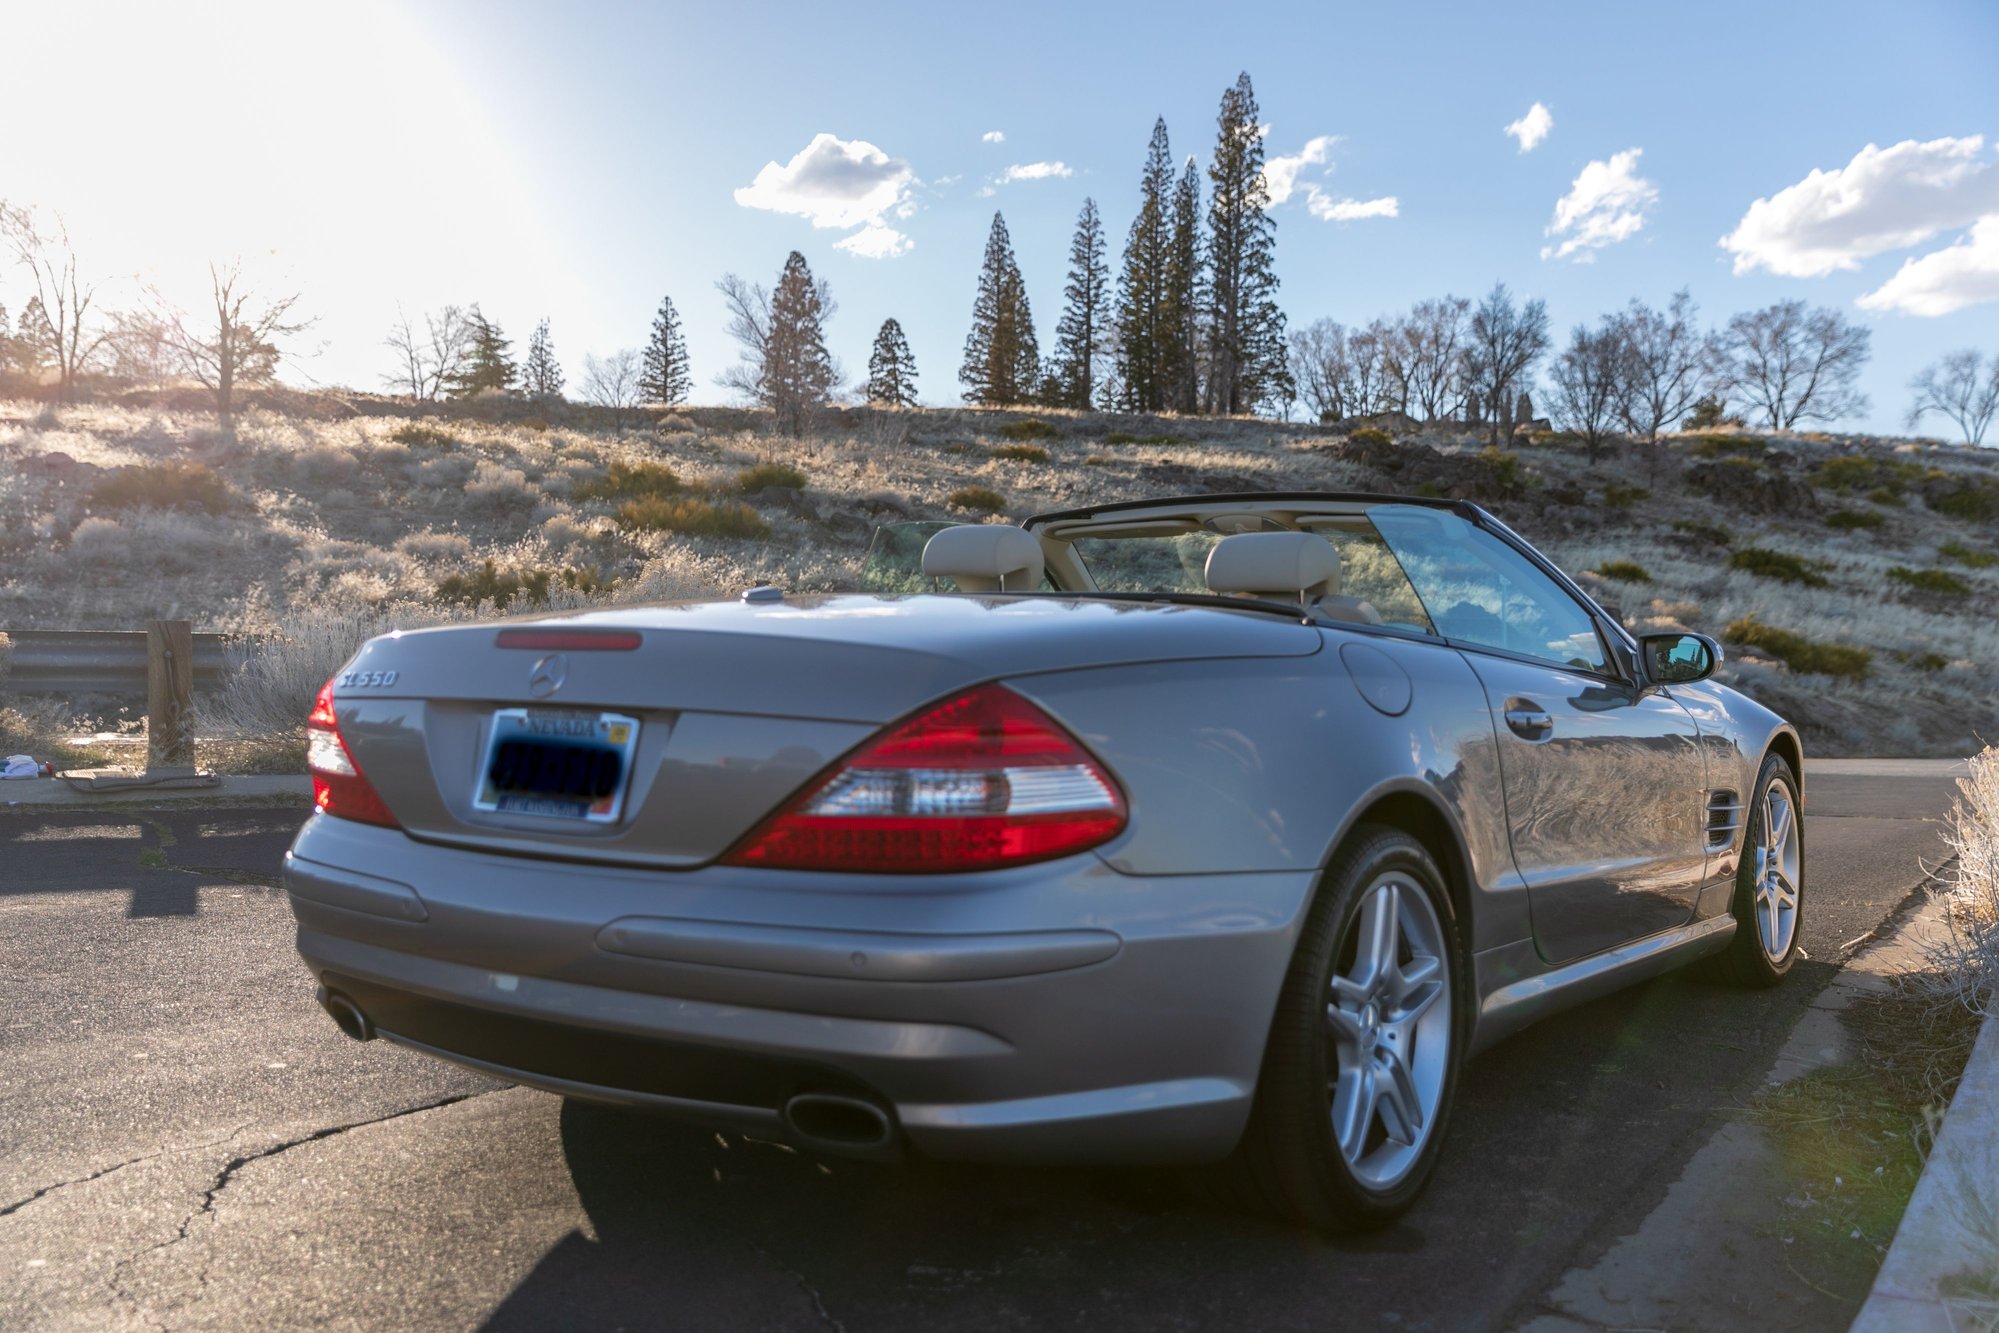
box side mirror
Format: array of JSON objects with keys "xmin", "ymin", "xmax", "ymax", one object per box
[{"xmin": 1639, "ymin": 632, "xmax": 1721, "ymax": 685}]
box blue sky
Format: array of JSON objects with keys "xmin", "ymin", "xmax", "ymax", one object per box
[{"xmin": 6, "ymin": 0, "xmax": 1997, "ymax": 432}]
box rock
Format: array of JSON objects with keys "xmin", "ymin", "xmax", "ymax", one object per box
[{"xmin": 1684, "ymin": 459, "xmax": 1820, "ymax": 516}]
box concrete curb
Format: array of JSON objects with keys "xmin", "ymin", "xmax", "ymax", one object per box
[
  {"xmin": 1852, "ymin": 1005, "xmax": 1999, "ymax": 1332},
  {"xmin": 0, "ymin": 775, "xmax": 314, "ymax": 807}
]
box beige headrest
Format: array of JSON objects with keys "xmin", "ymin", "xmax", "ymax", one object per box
[
  {"xmin": 1204, "ymin": 532, "xmax": 1341, "ymax": 600},
  {"xmin": 921, "ymin": 524, "xmax": 1045, "ymax": 593}
]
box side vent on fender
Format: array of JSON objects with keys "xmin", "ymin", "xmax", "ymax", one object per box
[{"xmin": 1705, "ymin": 791, "xmax": 1743, "ymax": 851}]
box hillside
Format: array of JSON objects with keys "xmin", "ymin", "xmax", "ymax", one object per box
[{"xmin": 2, "ymin": 393, "xmax": 1997, "ymax": 759}]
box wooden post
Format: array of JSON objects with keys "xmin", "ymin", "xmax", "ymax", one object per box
[{"xmin": 146, "ymin": 619, "xmax": 195, "ymax": 773}]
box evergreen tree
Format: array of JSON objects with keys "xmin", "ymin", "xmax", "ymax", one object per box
[
  {"xmin": 865, "ymin": 317, "xmax": 919, "ymax": 407},
  {"xmin": 522, "ymin": 318, "xmax": 564, "ymax": 398},
  {"xmin": 1050, "ymin": 198, "xmax": 1109, "ymax": 410},
  {"xmin": 1114, "ymin": 119, "xmax": 1176, "ymax": 411},
  {"xmin": 638, "ymin": 295, "xmax": 691, "ymax": 406},
  {"xmin": 1204, "ymin": 73, "xmax": 1291, "ymax": 415},
  {"xmin": 445, "ymin": 306, "xmax": 516, "ymax": 397},
  {"xmin": 960, "ymin": 212, "xmax": 1039, "ymax": 406},
  {"xmin": 1165, "ymin": 158, "xmax": 1205, "ymax": 413},
  {"xmin": 762, "ymin": 251, "xmax": 836, "ymax": 435}
]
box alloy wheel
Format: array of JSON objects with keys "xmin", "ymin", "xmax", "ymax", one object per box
[
  {"xmin": 1324, "ymin": 874, "xmax": 1452, "ymax": 1190},
  {"xmin": 1753, "ymin": 778, "xmax": 1801, "ymax": 963}
]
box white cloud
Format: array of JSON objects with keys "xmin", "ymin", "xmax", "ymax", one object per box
[
  {"xmin": 1720, "ymin": 135, "xmax": 1999, "ymax": 277},
  {"xmin": 1261, "ymin": 134, "xmax": 1338, "ymax": 206},
  {"xmin": 1542, "ymin": 148, "xmax": 1657, "ymax": 261},
  {"xmin": 998, "ymin": 161, "xmax": 1072, "ymax": 183},
  {"xmin": 982, "ymin": 130, "xmax": 1005, "ymax": 144},
  {"xmin": 1305, "ymin": 188, "xmax": 1398, "ymax": 222},
  {"xmin": 735, "ymin": 133, "xmax": 912, "ymax": 229},
  {"xmin": 835, "ymin": 221, "xmax": 914, "ymax": 260},
  {"xmin": 1504, "ymin": 102, "xmax": 1553, "ymax": 153},
  {"xmin": 1857, "ymin": 215, "xmax": 1999, "ymax": 316},
  {"xmin": 734, "ymin": 133, "xmax": 916, "ymax": 256}
]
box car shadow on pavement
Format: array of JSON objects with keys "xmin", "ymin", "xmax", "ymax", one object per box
[{"xmin": 480, "ymin": 960, "xmax": 1838, "ymax": 1331}]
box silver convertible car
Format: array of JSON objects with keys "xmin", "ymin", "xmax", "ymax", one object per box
[{"xmin": 285, "ymin": 491, "xmax": 1805, "ymax": 1230}]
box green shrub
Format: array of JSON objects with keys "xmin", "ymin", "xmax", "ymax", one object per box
[
  {"xmin": 1824, "ymin": 509, "xmax": 1885, "ymax": 530},
  {"xmin": 1897, "ymin": 650, "xmax": 1950, "ymax": 673},
  {"xmin": 389, "ymin": 424, "xmax": 461, "ymax": 449},
  {"xmin": 435, "ymin": 560, "xmax": 552, "ymax": 611},
  {"xmin": 87, "ymin": 461, "xmax": 232, "ymax": 515},
  {"xmin": 1103, "ymin": 431, "xmax": 1176, "ymax": 446},
  {"xmin": 1414, "ymin": 481, "xmax": 1444, "ymax": 498},
  {"xmin": 1817, "ymin": 455, "xmax": 1889, "ymax": 494},
  {"xmin": 995, "ymin": 417, "xmax": 1058, "ymax": 441},
  {"xmin": 1728, "ymin": 547, "xmax": 1828, "ymax": 587},
  {"xmin": 1671, "ymin": 519, "xmax": 1735, "ymax": 547},
  {"xmin": 1940, "ymin": 540, "xmax": 1999, "ymax": 569},
  {"xmin": 1602, "ymin": 484, "xmax": 1649, "ymax": 509},
  {"xmin": 571, "ymin": 460, "xmax": 685, "ymax": 503},
  {"xmin": 1867, "ymin": 486, "xmax": 1904, "ymax": 507},
  {"xmin": 991, "ymin": 443, "xmax": 1049, "ymax": 463},
  {"xmin": 1348, "ymin": 426, "xmax": 1394, "ymax": 449},
  {"xmin": 1691, "ymin": 434, "xmax": 1766, "ymax": 459},
  {"xmin": 615, "ymin": 495, "xmax": 768, "ymax": 538},
  {"xmin": 1594, "ymin": 560, "xmax": 1651, "ymax": 583},
  {"xmin": 1726, "ymin": 615, "xmax": 1871, "ymax": 681},
  {"xmin": 940, "ymin": 441, "xmax": 978, "ymax": 455},
  {"xmin": 1887, "ymin": 566, "xmax": 1972, "ymax": 596},
  {"xmin": 735, "ymin": 462, "xmax": 807, "ymax": 491},
  {"xmin": 948, "ymin": 486, "xmax": 1007, "ymax": 514},
  {"xmin": 1932, "ymin": 484, "xmax": 1999, "ymax": 523},
  {"xmin": 1478, "ymin": 446, "xmax": 1522, "ymax": 493},
  {"xmin": 1683, "ymin": 396, "xmax": 1739, "ymax": 430}
]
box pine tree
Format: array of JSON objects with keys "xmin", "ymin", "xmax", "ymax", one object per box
[
  {"xmin": 1050, "ymin": 198, "xmax": 1109, "ymax": 410},
  {"xmin": 638, "ymin": 295, "xmax": 692, "ymax": 406},
  {"xmin": 1114, "ymin": 119, "xmax": 1176, "ymax": 412},
  {"xmin": 960, "ymin": 212, "xmax": 1039, "ymax": 406},
  {"xmin": 866, "ymin": 318, "xmax": 919, "ymax": 407},
  {"xmin": 1165, "ymin": 158, "xmax": 1205, "ymax": 414},
  {"xmin": 445, "ymin": 306, "xmax": 516, "ymax": 398},
  {"xmin": 1204, "ymin": 73, "xmax": 1291, "ymax": 416},
  {"xmin": 762, "ymin": 251, "xmax": 836, "ymax": 435},
  {"xmin": 522, "ymin": 318, "xmax": 564, "ymax": 398}
]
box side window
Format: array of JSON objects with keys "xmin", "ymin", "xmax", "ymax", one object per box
[{"xmin": 1368, "ymin": 505, "xmax": 1609, "ymax": 674}]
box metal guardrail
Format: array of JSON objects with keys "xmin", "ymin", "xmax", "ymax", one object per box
[{"xmin": 1, "ymin": 629, "xmax": 254, "ymax": 699}]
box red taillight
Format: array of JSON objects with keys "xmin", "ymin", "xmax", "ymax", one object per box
[
  {"xmin": 722, "ymin": 684, "xmax": 1126, "ymax": 873},
  {"xmin": 307, "ymin": 679, "xmax": 399, "ymax": 828}
]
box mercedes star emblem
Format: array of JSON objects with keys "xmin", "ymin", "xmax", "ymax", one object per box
[{"xmin": 527, "ymin": 653, "xmax": 568, "ymax": 698}]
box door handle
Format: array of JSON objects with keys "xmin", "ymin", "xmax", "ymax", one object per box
[{"xmin": 1503, "ymin": 700, "xmax": 1554, "ymax": 740}]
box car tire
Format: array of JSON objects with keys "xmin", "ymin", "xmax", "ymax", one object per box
[
  {"xmin": 1224, "ymin": 825, "xmax": 1463, "ymax": 1231},
  {"xmin": 1705, "ymin": 752, "xmax": 1805, "ymax": 988}
]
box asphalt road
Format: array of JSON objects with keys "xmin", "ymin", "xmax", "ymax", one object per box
[{"xmin": 0, "ymin": 761, "xmax": 1965, "ymax": 1331}]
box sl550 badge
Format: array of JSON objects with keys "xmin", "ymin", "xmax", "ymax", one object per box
[{"xmin": 337, "ymin": 670, "xmax": 399, "ymax": 689}]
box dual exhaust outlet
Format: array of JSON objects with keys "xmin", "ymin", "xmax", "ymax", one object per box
[{"xmin": 315, "ymin": 987, "xmax": 901, "ymax": 1159}]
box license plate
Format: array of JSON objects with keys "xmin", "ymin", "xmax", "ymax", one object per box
[{"xmin": 473, "ymin": 709, "xmax": 641, "ymax": 823}]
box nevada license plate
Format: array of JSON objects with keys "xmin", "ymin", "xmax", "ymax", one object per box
[{"xmin": 473, "ymin": 709, "xmax": 641, "ymax": 823}]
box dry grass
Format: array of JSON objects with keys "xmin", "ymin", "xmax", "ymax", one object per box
[{"xmin": 5, "ymin": 395, "xmax": 1999, "ymax": 755}]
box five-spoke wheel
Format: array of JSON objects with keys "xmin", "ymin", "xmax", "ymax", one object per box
[{"xmin": 1709, "ymin": 751, "xmax": 1805, "ymax": 987}]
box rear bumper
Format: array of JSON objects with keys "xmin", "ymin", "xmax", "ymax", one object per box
[{"xmin": 284, "ymin": 813, "xmax": 1316, "ymax": 1163}]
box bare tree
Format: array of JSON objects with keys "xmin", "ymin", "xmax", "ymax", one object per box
[
  {"xmin": 1393, "ymin": 295, "xmax": 1472, "ymax": 422},
  {"xmin": 581, "ymin": 348, "xmax": 642, "ymax": 433},
  {"xmin": 1346, "ymin": 319, "xmax": 1398, "ymax": 417},
  {"xmin": 1612, "ymin": 290, "xmax": 1719, "ymax": 441},
  {"xmin": 1462, "ymin": 283, "xmax": 1551, "ymax": 444},
  {"xmin": 1907, "ymin": 349, "xmax": 1999, "ymax": 446},
  {"xmin": 383, "ymin": 304, "xmax": 472, "ymax": 401},
  {"xmin": 715, "ymin": 273, "xmax": 773, "ymax": 403},
  {"xmin": 1722, "ymin": 300, "xmax": 1870, "ymax": 430},
  {"xmin": 1, "ymin": 203, "xmax": 111, "ymax": 397},
  {"xmin": 1288, "ymin": 318, "xmax": 1350, "ymax": 422},
  {"xmin": 158, "ymin": 261, "xmax": 311, "ymax": 433},
  {"xmin": 104, "ymin": 308, "xmax": 179, "ymax": 394},
  {"xmin": 1548, "ymin": 320, "xmax": 1626, "ymax": 464}
]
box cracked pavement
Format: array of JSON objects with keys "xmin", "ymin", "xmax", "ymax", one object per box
[{"xmin": 0, "ymin": 766, "xmax": 1967, "ymax": 1329}]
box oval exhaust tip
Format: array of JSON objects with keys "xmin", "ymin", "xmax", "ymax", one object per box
[
  {"xmin": 782, "ymin": 1091, "xmax": 897, "ymax": 1157},
  {"xmin": 317, "ymin": 987, "xmax": 375, "ymax": 1042}
]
